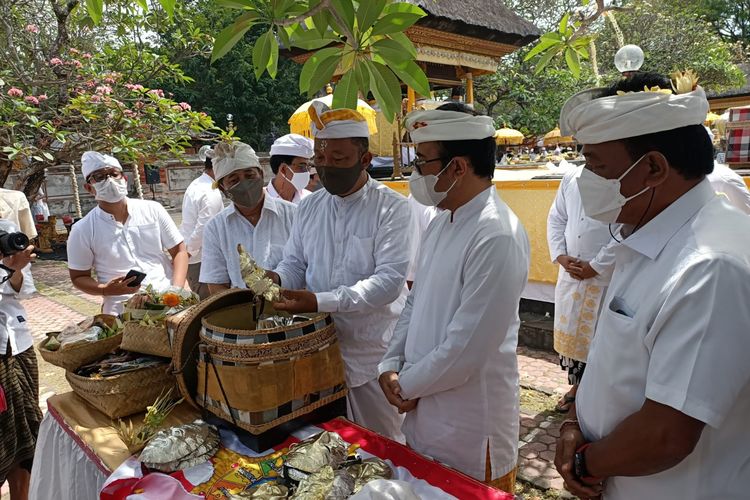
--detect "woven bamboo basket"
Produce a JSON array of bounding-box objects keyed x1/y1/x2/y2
[
  {"x1": 37, "y1": 314, "x2": 122, "y2": 371},
  {"x1": 121, "y1": 322, "x2": 171, "y2": 358},
  {"x1": 197, "y1": 301, "x2": 347, "y2": 435},
  {"x1": 66, "y1": 363, "x2": 177, "y2": 419}
]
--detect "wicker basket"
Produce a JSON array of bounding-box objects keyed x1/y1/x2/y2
[
  {"x1": 66, "y1": 363, "x2": 177, "y2": 419},
  {"x1": 197, "y1": 301, "x2": 347, "y2": 435},
  {"x1": 37, "y1": 314, "x2": 122, "y2": 371},
  {"x1": 121, "y1": 322, "x2": 172, "y2": 358}
]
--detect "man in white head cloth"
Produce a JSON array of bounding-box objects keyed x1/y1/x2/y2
[
  {"x1": 553, "y1": 71, "x2": 750, "y2": 500},
  {"x1": 200, "y1": 142, "x2": 296, "y2": 295},
  {"x1": 267, "y1": 133, "x2": 314, "y2": 204},
  {"x1": 378, "y1": 102, "x2": 530, "y2": 491},
  {"x1": 180, "y1": 145, "x2": 224, "y2": 299},
  {"x1": 67, "y1": 151, "x2": 188, "y2": 315},
  {"x1": 268, "y1": 102, "x2": 414, "y2": 442}
]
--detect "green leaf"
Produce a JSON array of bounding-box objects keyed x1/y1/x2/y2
[
  {"x1": 135, "y1": 0, "x2": 148, "y2": 10},
  {"x1": 356, "y1": 0, "x2": 386, "y2": 33},
  {"x1": 278, "y1": 25, "x2": 292, "y2": 49},
  {"x1": 523, "y1": 38, "x2": 560, "y2": 61},
  {"x1": 353, "y1": 60, "x2": 370, "y2": 91},
  {"x1": 332, "y1": 71, "x2": 358, "y2": 110},
  {"x1": 253, "y1": 30, "x2": 273, "y2": 79},
  {"x1": 387, "y1": 32, "x2": 417, "y2": 57},
  {"x1": 558, "y1": 12, "x2": 570, "y2": 35},
  {"x1": 211, "y1": 11, "x2": 258, "y2": 63},
  {"x1": 371, "y1": 38, "x2": 412, "y2": 63},
  {"x1": 565, "y1": 48, "x2": 581, "y2": 78},
  {"x1": 370, "y1": 12, "x2": 423, "y2": 37},
  {"x1": 289, "y1": 25, "x2": 337, "y2": 50},
  {"x1": 86, "y1": 0, "x2": 103, "y2": 24},
  {"x1": 382, "y1": 2, "x2": 426, "y2": 16},
  {"x1": 158, "y1": 0, "x2": 175, "y2": 18},
  {"x1": 299, "y1": 47, "x2": 341, "y2": 94},
  {"x1": 388, "y1": 59, "x2": 429, "y2": 96},
  {"x1": 364, "y1": 60, "x2": 402, "y2": 120},
  {"x1": 267, "y1": 32, "x2": 280, "y2": 78},
  {"x1": 540, "y1": 32, "x2": 563, "y2": 42},
  {"x1": 216, "y1": 0, "x2": 255, "y2": 8},
  {"x1": 534, "y1": 46, "x2": 561, "y2": 75},
  {"x1": 330, "y1": 0, "x2": 356, "y2": 34},
  {"x1": 310, "y1": 0, "x2": 332, "y2": 37}
]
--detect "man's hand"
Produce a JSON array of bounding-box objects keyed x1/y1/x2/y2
[
  {"x1": 568, "y1": 261, "x2": 598, "y2": 281},
  {"x1": 556, "y1": 255, "x2": 577, "y2": 271},
  {"x1": 266, "y1": 270, "x2": 280, "y2": 285},
  {"x1": 273, "y1": 289, "x2": 318, "y2": 314},
  {"x1": 554, "y1": 426, "x2": 604, "y2": 499},
  {"x1": 2, "y1": 245, "x2": 35, "y2": 271},
  {"x1": 101, "y1": 275, "x2": 138, "y2": 296},
  {"x1": 378, "y1": 371, "x2": 419, "y2": 413}
]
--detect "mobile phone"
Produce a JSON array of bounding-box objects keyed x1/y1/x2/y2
[{"x1": 124, "y1": 269, "x2": 147, "y2": 287}]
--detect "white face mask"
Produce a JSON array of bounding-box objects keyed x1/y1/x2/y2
[
  {"x1": 282, "y1": 166, "x2": 310, "y2": 192},
  {"x1": 409, "y1": 159, "x2": 457, "y2": 207},
  {"x1": 576, "y1": 154, "x2": 650, "y2": 223},
  {"x1": 93, "y1": 177, "x2": 128, "y2": 203}
]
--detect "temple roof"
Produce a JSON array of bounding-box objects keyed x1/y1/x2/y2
[{"x1": 406, "y1": 0, "x2": 541, "y2": 46}]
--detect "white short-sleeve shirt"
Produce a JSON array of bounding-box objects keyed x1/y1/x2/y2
[
  {"x1": 199, "y1": 195, "x2": 296, "y2": 288},
  {"x1": 577, "y1": 180, "x2": 750, "y2": 500},
  {"x1": 67, "y1": 198, "x2": 184, "y2": 315}
]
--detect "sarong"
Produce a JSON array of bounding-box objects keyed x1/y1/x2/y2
[{"x1": 0, "y1": 345, "x2": 42, "y2": 483}]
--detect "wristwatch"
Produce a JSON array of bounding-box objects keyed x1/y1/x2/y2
[{"x1": 574, "y1": 443, "x2": 603, "y2": 485}]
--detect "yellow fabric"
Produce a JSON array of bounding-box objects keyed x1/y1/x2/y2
[
  {"x1": 288, "y1": 95, "x2": 378, "y2": 139},
  {"x1": 381, "y1": 180, "x2": 561, "y2": 285},
  {"x1": 46, "y1": 392, "x2": 200, "y2": 472},
  {"x1": 553, "y1": 278, "x2": 605, "y2": 361},
  {"x1": 371, "y1": 112, "x2": 398, "y2": 157},
  {"x1": 191, "y1": 447, "x2": 287, "y2": 498},
  {"x1": 484, "y1": 445, "x2": 516, "y2": 492}
]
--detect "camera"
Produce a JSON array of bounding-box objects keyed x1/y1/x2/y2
[{"x1": 0, "y1": 230, "x2": 30, "y2": 256}]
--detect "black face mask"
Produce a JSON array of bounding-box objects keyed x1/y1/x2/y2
[
  {"x1": 226, "y1": 177, "x2": 264, "y2": 209},
  {"x1": 317, "y1": 162, "x2": 364, "y2": 196}
]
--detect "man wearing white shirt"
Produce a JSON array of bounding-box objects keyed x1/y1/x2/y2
[
  {"x1": 376, "y1": 103, "x2": 529, "y2": 491},
  {"x1": 266, "y1": 134, "x2": 313, "y2": 204},
  {"x1": 0, "y1": 220, "x2": 41, "y2": 499},
  {"x1": 200, "y1": 142, "x2": 296, "y2": 295},
  {"x1": 547, "y1": 166, "x2": 617, "y2": 413},
  {"x1": 269, "y1": 103, "x2": 413, "y2": 442},
  {"x1": 67, "y1": 151, "x2": 187, "y2": 315},
  {"x1": 706, "y1": 161, "x2": 750, "y2": 214},
  {"x1": 180, "y1": 146, "x2": 224, "y2": 299},
  {"x1": 554, "y1": 72, "x2": 750, "y2": 500}
]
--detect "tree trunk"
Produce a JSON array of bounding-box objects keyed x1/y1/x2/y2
[
  {"x1": 20, "y1": 164, "x2": 46, "y2": 199},
  {"x1": 0, "y1": 161, "x2": 13, "y2": 187}
]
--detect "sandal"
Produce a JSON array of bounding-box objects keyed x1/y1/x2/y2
[{"x1": 555, "y1": 395, "x2": 576, "y2": 413}]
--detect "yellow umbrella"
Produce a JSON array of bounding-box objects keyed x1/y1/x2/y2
[
  {"x1": 705, "y1": 112, "x2": 721, "y2": 126},
  {"x1": 543, "y1": 126, "x2": 575, "y2": 146},
  {"x1": 288, "y1": 94, "x2": 378, "y2": 138},
  {"x1": 494, "y1": 127, "x2": 525, "y2": 146}
]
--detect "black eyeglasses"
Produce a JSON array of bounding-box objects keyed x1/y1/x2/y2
[
  {"x1": 87, "y1": 169, "x2": 123, "y2": 183},
  {"x1": 413, "y1": 157, "x2": 449, "y2": 175}
]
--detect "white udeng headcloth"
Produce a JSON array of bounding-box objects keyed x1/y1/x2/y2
[
  {"x1": 560, "y1": 86, "x2": 709, "y2": 144},
  {"x1": 212, "y1": 141, "x2": 261, "y2": 186},
  {"x1": 405, "y1": 110, "x2": 496, "y2": 143}
]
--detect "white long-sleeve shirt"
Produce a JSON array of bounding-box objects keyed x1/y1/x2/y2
[
  {"x1": 0, "y1": 220, "x2": 36, "y2": 356},
  {"x1": 274, "y1": 177, "x2": 413, "y2": 388},
  {"x1": 547, "y1": 166, "x2": 618, "y2": 281},
  {"x1": 707, "y1": 162, "x2": 750, "y2": 215},
  {"x1": 379, "y1": 187, "x2": 530, "y2": 481},
  {"x1": 180, "y1": 172, "x2": 224, "y2": 264}
]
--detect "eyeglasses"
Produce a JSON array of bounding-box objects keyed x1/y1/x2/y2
[
  {"x1": 413, "y1": 157, "x2": 449, "y2": 175},
  {"x1": 87, "y1": 169, "x2": 123, "y2": 183}
]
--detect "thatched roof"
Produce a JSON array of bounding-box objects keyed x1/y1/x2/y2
[{"x1": 406, "y1": 0, "x2": 540, "y2": 46}]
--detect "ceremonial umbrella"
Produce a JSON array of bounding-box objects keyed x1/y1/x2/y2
[
  {"x1": 288, "y1": 94, "x2": 378, "y2": 138},
  {"x1": 494, "y1": 127, "x2": 525, "y2": 146},
  {"x1": 543, "y1": 126, "x2": 575, "y2": 146}
]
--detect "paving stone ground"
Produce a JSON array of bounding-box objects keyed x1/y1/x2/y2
[{"x1": 2, "y1": 257, "x2": 574, "y2": 499}]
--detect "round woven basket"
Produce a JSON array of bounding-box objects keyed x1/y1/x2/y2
[
  {"x1": 37, "y1": 314, "x2": 122, "y2": 371},
  {"x1": 121, "y1": 321, "x2": 172, "y2": 358},
  {"x1": 66, "y1": 363, "x2": 177, "y2": 419},
  {"x1": 197, "y1": 301, "x2": 347, "y2": 435}
]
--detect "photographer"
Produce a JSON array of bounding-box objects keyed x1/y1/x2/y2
[{"x1": 0, "y1": 220, "x2": 41, "y2": 500}]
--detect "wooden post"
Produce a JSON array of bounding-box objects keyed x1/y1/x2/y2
[
  {"x1": 466, "y1": 72, "x2": 474, "y2": 105},
  {"x1": 407, "y1": 86, "x2": 416, "y2": 112}
]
